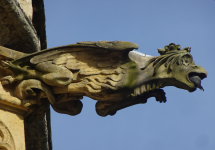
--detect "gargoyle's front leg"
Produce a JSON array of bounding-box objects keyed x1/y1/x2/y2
[
  {"x1": 96, "y1": 89, "x2": 166, "y2": 117},
  {"x1": 35, "y1": 61, "x2": 73, "y2": 87},
  {"x1": 0, "y1": 60, "x2": 74, "y2": 87}
]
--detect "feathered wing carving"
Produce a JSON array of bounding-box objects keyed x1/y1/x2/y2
[
  {"x1": 1, "y1": 41, "x2": 139, "y2": 115},
  {"x1": 9, "y1": 41, "x2": 138, "y2": 86}
]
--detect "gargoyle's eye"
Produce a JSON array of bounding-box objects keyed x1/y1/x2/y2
[{"x1": 181, "y1": 55, "x2": 193, "y2": 66}]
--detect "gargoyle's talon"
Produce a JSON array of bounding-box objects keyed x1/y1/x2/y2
[
  {"x1": 156, "y1": 98, "x2": 166, "y2": 103},
  {"x1": 200, "y1": 86, "x2": 204, "y2": 91}
]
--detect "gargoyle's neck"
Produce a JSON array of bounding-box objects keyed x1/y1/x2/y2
[
  {"x1": 127, "y1": 51, "x2": 173, "y2": 94},
  {"x1": 133, "y1": 79, "x2": 165, "y2": 96},
  {"x1": 133, "y1": 62, "x2": 172, "y2": 96}
]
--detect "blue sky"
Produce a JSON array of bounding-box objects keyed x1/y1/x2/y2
[{"x1": 44, "y1": 0, "x2": 215, "y2": 150}]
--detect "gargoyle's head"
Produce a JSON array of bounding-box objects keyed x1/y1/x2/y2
[{"x1": 147, "y1": 43, "x2": 207, "y2": 92}]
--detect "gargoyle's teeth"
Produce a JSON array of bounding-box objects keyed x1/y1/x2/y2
[
  {"x1": 134, "y1": 82, "x2": 161, "y2": 96},
  {"x1": 145, "y1": 84, "x2": 149, "y2": 91},
  {"x1": 157, "y1": 83, "x2": 162, "y2": 89},
  {"x1": 151, "y1": 83, "x2": 156, "y2": 91},
  {"x1": 134, "y1": 87, "x2": 141, "y2": 96},
  {"x1": 140, "y1": 85, "x2": 146, "y2": 93}
]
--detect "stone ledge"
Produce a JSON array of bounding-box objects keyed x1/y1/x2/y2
[{"x1": 0, "y1": 95, "x2": 28, "y2": 116}]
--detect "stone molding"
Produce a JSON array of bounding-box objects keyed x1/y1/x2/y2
[{"x1": 0, "y1": 121, "x2": 16, "y2": 150}]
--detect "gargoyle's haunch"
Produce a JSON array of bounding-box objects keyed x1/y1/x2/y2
[{"x1": 0, "y1": 41, "x2": 207, "y2": 116}]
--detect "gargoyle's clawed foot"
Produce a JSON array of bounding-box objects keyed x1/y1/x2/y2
[
  {"x1": 134, "y1": 89, "x2": 166, "y2": 104},
  {"x1": 0, "y1": 76, "x2": 15, "y2": 85},
  {"x1": 153, "y1": 89, "x2": 166, "y2": 103},
  {"x1": 96, "y1": 89, "x2": 167, "y2": 117}
]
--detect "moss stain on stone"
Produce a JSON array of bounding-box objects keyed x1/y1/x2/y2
[{"x1": 125, "y1": 60, "x2": 138, "y2": 89}]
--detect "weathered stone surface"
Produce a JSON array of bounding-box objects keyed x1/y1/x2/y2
[
  {"x1": 0, "y1": 109, "x2": 26, "y2": 150},
  {"x1": 0, "y1": 0, "x2": 40, "y2": 53},
  {"x1": 0, "y1": 0, "x2": 50, "y2": 150},
  {"x1": 17, "y1": 0, "x2": 33, "y2": 20},
  {"x1": 0, "y1": 42, "x2": 207, "y2": 117},
  {"x1": 0, "y1": 61, "x2": 29, "y2": 150}
]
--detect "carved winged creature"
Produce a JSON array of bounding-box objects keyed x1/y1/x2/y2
[{"x1": 0, "y1": 41, "x2": 207, "y2": 116}]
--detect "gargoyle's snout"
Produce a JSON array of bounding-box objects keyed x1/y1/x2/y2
[{"x1": 189, "y1": 71, "x2": 207, "y2": 91}]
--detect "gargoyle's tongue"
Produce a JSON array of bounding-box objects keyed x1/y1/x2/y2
[{"x1": 189, "y1": 75, "x2": 204, "y2": 91}]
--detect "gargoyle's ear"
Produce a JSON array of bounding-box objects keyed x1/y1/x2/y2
[
  {"x1": 157, "y1": 48, "x2": 165, "y2": 55},
  {"x1": 184, "y1": 47, "x2": 191, "y2": 53}
]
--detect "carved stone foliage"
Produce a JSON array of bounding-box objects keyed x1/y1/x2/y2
[
  {"x1": 0, "y1": 41, "x2": 207, "y2": 117},
  {"x1": 0, "y1": 121, "x2": 15, "y2": 150}
]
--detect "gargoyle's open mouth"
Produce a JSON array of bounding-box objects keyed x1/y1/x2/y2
[{"x1": 188, "y1": 72, "x2": 207, "y2": 91}]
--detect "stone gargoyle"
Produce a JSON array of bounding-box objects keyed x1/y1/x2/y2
[{"x1": 0, "y1": 41, "x2": 207, "y2": 116}]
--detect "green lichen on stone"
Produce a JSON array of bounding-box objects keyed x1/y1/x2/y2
[{"x1": 124, "y1": 60, "x2": 138, "y2": 89}]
